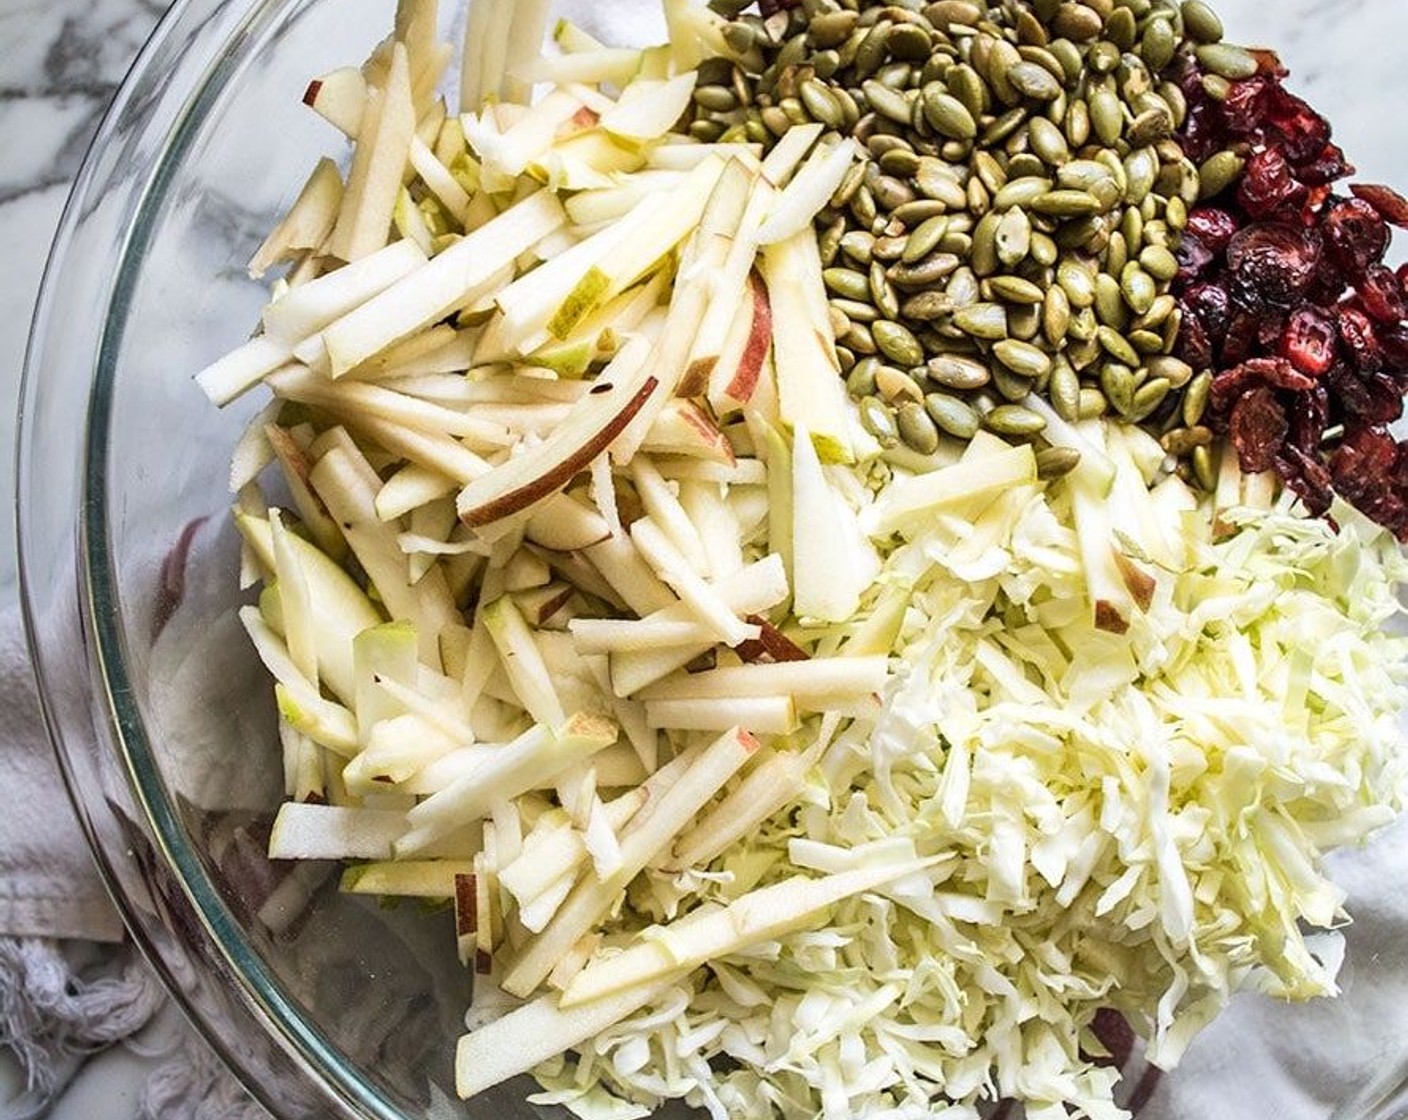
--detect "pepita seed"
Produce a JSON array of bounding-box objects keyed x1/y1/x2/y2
[
  {"x1": 889, "y1": 22, "x2": 934, "y2": 61},
  {"x1": 1090, "y1": 86, "x2": 1124, "y2": 145},
  {"x1": 846, "y1": 358, "x2": 879, "y2": 396},
  {"x1": 1100, "y1": 361, "x2": 1137, "y2": 414},
  {"x1": 1196, "y1": 42, "x2": 1259, "y2": 80},
  {"x1": 925, "y1": 354, "x2": 991, "y2": 390},
  {"x1": 1181, "y1": 0, "x2": 1225, "y2": 44},
  {"x1": 831, "y1": 297, "x2": 879, "y2": 323},
  {"x1": 892, "y1": 199, "x2": 950, "y2": 226},
  {"x1": 994, "y1": 338, "x2": 1053, "y2": 379},
  {"x1": 840, "y1": 229, "x2": 876, "y2": 265},
  {"x1": 1193, "y1": 444, "x2": 1216, "y2": 490},
  {"x1": 993, "y1": 206, "x2": 1033, "y2": 267},
  {"x1": 1141, "y1": 15, "x2": 1177, "y2": 70},
  {"x1": 1198, "y1": 150, "x2": 1246, "y2": 200},
  {"x1": 916, "y1": 159, "x2": 968, "y2": 207},
  {"x1": 1030, "y1": 231, "x2": 1059, "y2": 267},
  {"x1": 860, "y1": 396, "x2": 899, "y2": 445},
  {"x1": 1094, "y1": 273, "x2": 1129, "y2": 328},
  {"x1": 855, "y1": 20, "x2": 896, "y2": 78},
  {"x1": 879, "y1": 147, "x2": 921, "y2": 178},
  {"x1": 923, "y1": 89, "x2": 979, "y2": 139},
  {"x1": 1050, "y1": 360, "x2": 1082, "y2": 419},
  {"x1": 992, "y1": 362, "x2": 1034, "y2": 401},
  {"x1": 1044, "y1": 284, "x2": 1072, "y2": 346},
  {"x1": 1097, "y1": 324, "x2": 1140, "y2": 366},
  {"x1": 824, "y1": 268, "x2": 872, "y2": 301},
  {"x1": 1105, "y1": 6, "x2": 1137, "y2": 50},
  {"x1": 800, "y1": 79, "x2": 845, "y2": 127},
  {"x1": 903, "y1": 216, "x2": 949, "y2": 263},
  {"x1": 1121, "y1": 264, "x2": 1158, "y2": 315},
  {"x1": 984, "y1": 403, "x2": 1047, "y2": 435},
  {"x1": 873, "y1": 320, "x2": 926, "y2": 366},
  {"x1": 989, "y1": 274, "x2": 1047, "y2": 304},
  {"x1": 1036, "y1": 445, "x2": 1082, "y2": 480},
  {"x1": 1128, "y1": 329, "x2": 1165, "y2": 355},
  {"x1": 864, "y1": 79, "x2": 915, "y2": 125},
  {"x1": 1052, "y1": 2, "x2": 1103, "y2": 42},
  {"x1": 1161, "y1": 425, "x2": 1213, "y2": 456},
  {"x1": 1105, "y1": 231, "x2": 1129, "y2": 280},
  {"x1": 1028, "y1": 116, "x2": 1071, "y2": 165},
  {"x1": 1182, "y1": 369, "x2": 1212, "y2": 427},
  {"x1": 807, "y1": 9, "x2": 859, "y2": 48},
  {"x1": 1130, "y1": 376, "x2": 1172, "y2": 421},
  {"x1": 953, "y1": 302, "x2": 1010, "y2": 339},
  {"x1": 1057, "y1": 260, "x2": 1096, "y2": 307},
  {"x1": 896, "y1": 400, "x2": 941, "y2": 452},
  {"x1": 889, "y1": 253, "x2": 963, "y2": 287},
  {"x1": 1031, "y1": 189, "x2": 1102, "y2": 217},
  {"x1": 1139, "y1": 244, "x2": 1180, "y2": 281},
  {"x1": 902, "y1": 291, "x2": 955, "y2": 320},
  {"x1": 971, "y1": 210, "x2": 1002, "y2": 276},
  {"x1": 992, "y1": 176, "x2": 1055, "y2": 210},
  {"x1": 925, "y1": 392, "x2": 982, "y2": 439},
  {"x1": 1079, "y1": 386, "x2": 1109, "y2": 418},
  {"x1": 875, "y1": 365, "x2": 925, "y2": 403},
  {"x1": 1008, "y1": 60, "x2": 1064, "y2": 101}
]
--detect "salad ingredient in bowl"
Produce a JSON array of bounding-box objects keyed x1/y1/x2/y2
[{"x1": 193, "y1": 0, "x2": 1408, "y2": 1116}]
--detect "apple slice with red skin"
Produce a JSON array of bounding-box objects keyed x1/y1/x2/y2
[
  {"x1": 639, "y1": 398, "x2": 735, "y2": 465},
  {"x1": 303, "y1": 67, "x2": 367, "y2": 137},
  {"x1": 708, "y1": 270, "x2": 772, "y2": 412}
]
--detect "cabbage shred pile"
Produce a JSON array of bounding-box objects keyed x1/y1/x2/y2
[{"x1": 529, "y1": 491, "x2": 1408, "y2": 1120}]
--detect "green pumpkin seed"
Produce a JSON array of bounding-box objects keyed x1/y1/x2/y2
[
  {"x1": 984, "y1": 403, "x2": 1047, "y2": 435},
  {"x1": 923, "y1": 88, "x2": 979, "y2": 139},
  {"x1": 1099, "y1": 361, "x2": 1137, "y2": 414},
  {"x1": 971, "y1": 210, "x2": 1002, "y2": 276},
  {"x1": 1127, "y1": 106, "x2": 1173, "y2": 147},
  {"x1": 1009, "y1": 60, "x2": 1064, "y2": 101},
  {"x1": 844, "y1": 321, "x2": 877, "y2": 354},
  {"x1": 824, "y1": 268, "x2": 872, "y2": 301},
  {"x1": 973, "y1": 150, "x2": 1008, "y2": 195},
  {"x1": 1027, "y1": 116, "x2": 1071, "y2": 165},
  {"x1": 926, "y1": 392, "x2": 982, "y2": 439},
  {"x1": 903, "y1": 216, "x2": 949, "y2": 263},
  {"x1": 875, "y1": 365, "x2": 925, "y2": 403},
  {"x1": 1048, "y1": 37, "x2": 1084, "y2": 81},
  {"x1": 1052, "y1": 2, "x2": 1103, "y2": 42},
  {"x1": 1057, "y1": 260, "x2": 1096, "y2": 307},
  {"x1": 1182, "y1": 369, "x2": 1212, "y2": 427},
  {"x1": 992, "y1": 176, "x2": 1055, "y2": 210},
  {"x1": 873, "y1": 235, "x2": 908, "y2": 263},
  {"x1": 946, "y1": 267, "x2": 982, "y2": 308},
  {"x1": 990, "y1": 275, "x2": 1047, "y2": 305},
  {"x1": 903, "y1": 291, "x2": 955, "y2": 321},
  {"x1": 925, "y1": 354, "x2": 991, "y2": 390},
  {"x1": 1036, "y1": 445, "x2": 1082, "y2": 480},
  {"x1": 800, "y1": 79, "x2": 845, "y2": 127},
  {"x1": 1192, "y1": 444, "x2": 1216, "y2": 490},
  {"x1": 846, "y1": 358, "x2": 880, "y2": 397},
  {"x1": 1030, "y1": 231, "x2": 1059, "y2": 267},
  {"x1": 916, "y1": 159, "x2": 968, "y2": 207},
  {"x1": 1129, "y1": 376, "x2": 1171, "y2": 421},
  {"x1": 1043, "y1": 284, "x2": 1072, "y2": 346},
  {"x1": 896, "y1": 401, "x2": 941, "y2": 453},
  {"x1": 1105, "y1": 5, "x2": 1137, "y2": 49},
  {"x1": 879, "y1": 147, "x2": 922, "y2": 178},
  {"x1": 893, "y1": 199, "x2": 950, "y2": 226},
  {"x1": 1139, "y1": 244, "x2": 1180, "y2": 282},
  {"x1": 860, "y1": 396, "x2": 899, "y2": 445},
  {"x1": 693, "y1": 85, "x2": 739, "y2": 114},
  {"x1": 1049, "y1": 359, "x2": 1082, "y2": 419},
  {"x1": 1096, "y1": 325, "x2": 1140, "y2": 366},
  {"x1": 870, "y1": 263, "x2": 901, "y2": 320},
  {"x1": 1090, "y1": 86, "x2": 1124, "y2": 145},
  {"x1": 946, "y1": 63, "x2": 991, "y2": 119},
  {"x1": 889, "y1": 253, "x2": 963, "y2": 287},
  {"x1": 840, "y1": 230, "x2": 876, "y2": 265},
  {"x1": 1198, "y1": 150, "x2": 1246, "y2": 200},
  {"x1": 855, "y1": 20, "x2": 896, "y2": 78},
  {"x1": 1161, "y1": 425, "x2": 1213, "y2": 456},
  {"x1": 1128, "y1": 329, "x2": 1165, "y2": 355},
  {"x1": 1141, "y1": 15, "x2": 1177, "y2": 70},
  {"x1": 1181, "y1": 0, "x2": 1224, "y2": 44},
  {"x1": 889, "y1": 22, "x2": 934, "y2": 61},
  {"x1": 1094, "y1": 274, "x2": 1129, "y2": 328},
  {"x1": 1104, "y1": 231, "x2": 1129, "y2": 280},
  {"x1": 994, "y1": 338, "x2": 1053, "y2": 379},
  {"x1": 864, "y1": 79, "x2": 915, "y2": 125},
  {"x1": 1121, "y1": 264, "x2": 1158, "y2": 315},
  {"x1": 807, "y1": 9, "x2": 859, "y2": 48},
  {"x1": 1079, "y1": 386, "x2": 1109, "y2": 418},
  {"x1": 953, "y1": 302, "x2": 1010, "y2": 339},
  {"x1": 994, "y1": 206, "x2": 1033, "y2": 266},
  {"x1": 991, "y1": 362, "x2": 1033, "y2": 401},
  {"x1": 873, "y1": 320, "x2": 925, "y2": 366},
  {"x1": 1196, "y1": 42, "x2": 1259, "y2": 80},
  {"x1": 831, "y1": 297, "x2": 878, "y2": 323}
]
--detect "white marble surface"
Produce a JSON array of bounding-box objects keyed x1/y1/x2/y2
[{"x1": 3, "y1": 0, "x2": 1408, "y2": 1116}]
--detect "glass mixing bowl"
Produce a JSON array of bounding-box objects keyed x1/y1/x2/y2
[{"x1": 15, "y1": 0, "x2": 1408, "y2": 1117}]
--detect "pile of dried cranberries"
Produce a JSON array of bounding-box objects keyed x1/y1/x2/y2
[{"x1": 1172, "y1": 51, "x2": 1408, "y2": 538}]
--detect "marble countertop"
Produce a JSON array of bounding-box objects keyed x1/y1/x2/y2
[{"x1": 3, "y1": 0, "x2": 1408, "y2": 1116}]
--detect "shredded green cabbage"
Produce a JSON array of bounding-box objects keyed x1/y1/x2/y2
[{"x1": 530, "y1": 474, "x2": 1408, "y2": 1120}]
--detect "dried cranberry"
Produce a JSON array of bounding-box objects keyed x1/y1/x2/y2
[
  {"x1": 1358, "y1": 264, "x2": 1408, "y2": 324},
  {"x1": 1176, "y1": 310, "x2": 1214, "y2": 370},
  {"x1": 1238, "y1": 149, "x2": 1308, "y2": 219},
  {"x1": 1280, "y1": 306, "x2": 1338, "y2": 376},
  {"x1": 1221, "y1": 78, "x2": 1269, "y2": 135},
  {"x1": 1226, "y1": 222, "x2": 1323, "y2": 307},
  {"x1": 1379, "y1": 325, "x2": 1408, "y2": 368},
  {"x1": 1184, "y1": 207, "x2": 1242, "y2": 256},
  {"x1": 1350, "y1": 183, "x2": 1408, "y2": 227},
  {"x1": 1326, "y1": 363, "x2": 1402, "y2": 424},
  {"x1": 1322, "y1": 197, "x2": 1391, "y2": 276},
  {"x1": 1265, "y1": 88, "x2": 1332, "y2": 164},
  {"x1": 1174, "y1": 233, "x2": 1216, "y2": 282},
  {"x1": 1296, "y1": 144, "x2": 1354, "y2": 188},
  {"x1": 1287, "y1": 384, "x2": 1330, "y2": 449},
  {"x1": 1231, "y1": 386, "x2": 1289, "y2": 473},
  {"x1": 1278, "y1": 443, "x2": 1335, "y2": 516},
  {"x1": 1181, "y1": 282, "x2": 1232, "y2": 336},
  {"x1": 1221, "y1": 304, "x2": 1263, "y2": 366},
  {"x1": 1211, "y1": 357, "x2": 1315, "y2": 411},
  {"x1": 1338, "y1": 305, "x2": 1384, "y2": 372}
]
